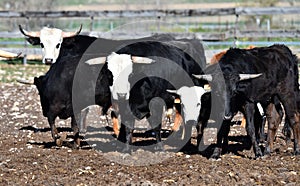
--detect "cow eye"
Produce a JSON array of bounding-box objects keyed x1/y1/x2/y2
[
  {"x1": 40, "y1": 43, "x2": 44, "y2": 48},
  {"x1": 197, "y1": 103, "x2": 201, "y2": 107},
  {"x1": 56, "y1": 43, "x2": 61, "y2": 49}
]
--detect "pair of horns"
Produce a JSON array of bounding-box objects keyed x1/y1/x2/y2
[
  {"x1": 0, "y1": 50, "x2": 22, "y2": 59},
  {"x1": 85, "y1": 52, "x2": 155, "y2": 65},
  {"x1": 19, "y1": 24, "x2": 82, "y2": 38},
  {"x1": 193, "y1": 73, "x2": 262, "y2": 82}
]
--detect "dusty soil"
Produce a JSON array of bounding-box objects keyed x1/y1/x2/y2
[{"x1": 0, "y1": 82, "x2": 300, "y2": 185}]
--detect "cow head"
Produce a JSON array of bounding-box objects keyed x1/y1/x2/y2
[
  {"x1": 167, "y1": 86, "x2": 206, "y2": 126},
  {"x1": 19, "y1": 25, "x2": 82, "y2": 64},
  {"x1": 194, "y1": 73, "x2": 262, "y2": 121},
  {"x1": 85, "y1": 52, "x2": 154, "y2": 100}
]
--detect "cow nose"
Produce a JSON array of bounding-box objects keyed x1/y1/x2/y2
[
  {"x1": 223, "y1": 115, "x2": 232, "y2": 121},
  {"x1": 186, "y1": 120, "x2": 197, "y2": 126},
  {"x1": 117, "y1": 93, "x2": 127, "y2": 100},
  {"x1": 45, "y1": 58, "x2": 53, "y2": 65}
]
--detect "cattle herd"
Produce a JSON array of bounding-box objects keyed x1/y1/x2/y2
[{"x1": 8, "y1": 24, "x2": 298, "y2": 159}]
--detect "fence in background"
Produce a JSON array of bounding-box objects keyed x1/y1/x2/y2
[{"x1": 1, "y1": 7, "x2": 300, "y2": 63}]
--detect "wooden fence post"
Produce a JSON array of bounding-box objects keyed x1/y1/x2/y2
[
  {"x1": 233, "y1": 13, "x2": 239, "y2": 47},
  {"x1": 90, "y1": 16, "x2": 94, "y2": 32}
]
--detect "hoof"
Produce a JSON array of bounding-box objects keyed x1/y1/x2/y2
[
  {"x1": 55, "y1": 133, "x2": 67, "y2": 147},
  {"x1": 263, "y1": 146, "x2": 271, "y2": 156},
  {"x1": 255, "y1": 149, "x2": 263, "y2": 158},
  {"x1": 210, "y1": 148, "x2": 222, "y2": 159},
  {"x1": 55, "y1": 138, "x2": 63, "y2": 147},
  {"x1": 71, "y1": 142, "x2": 80, "y2": 149},
  {"x1": 121, "y1": 145, "x2": 131, "y2": 154},
  {"x1": 154, "y1": 143, "x2": 164, "y2": 151},
  {"x1": 294, "y1": 150, "x2": 300, "y2": 155}
]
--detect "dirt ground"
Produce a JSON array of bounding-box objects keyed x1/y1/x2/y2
[{"x1": 0, "y1": 82, "x2": 300, "y2": 185}]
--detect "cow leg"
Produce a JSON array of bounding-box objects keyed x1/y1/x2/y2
[
  {"x1": 111, "y1": 111, "x2": 120, "y2": 137},
  {"x1": 196, "y1": 119, "x2": 208, "y2": 151},
  {"x1": 148, "y1": 98, "x2": 165, "y2": 151},
  {"x1": 172, "y1": 103, "x2": 182, "y2": 132},
  {"x1": 119, "y1": 105, "x2": 135, "y2": 153},
  {"x1": 287, "y1": 112, "x2": 300, "y2": 155},
  {"x1": 116, "y1": 121, "x2": 134, "y2": 153},
  {"x1": 71, "y1": 114, "x2": 81, "y2": 149},
  {"x1": 47, "y1": 115, "x2": 63, "y2": 146},
  {"x1": 279, "y1": 95, "x2": 300, "y2": 155},
  {"x1": 258, "y1": 115, "x2": 266, "y2": 143},
  {"x1": 122, "y1": 120, "x2": 134, "y2": 153},
  {"x1": 264, "y1": 103, "x2": 282, "y2": 155},
  {"x1": 255, "y1": 103, "x2": 266, "y2": 143},
  {"x1": 221, "y1": 120, "x2": 231, "y2": 154},
  {"x1": 210, "y1": 120, "x2": 230, "y2": 159},
  {"x1": 282, "y1": 119, "x2": 292, "y2": 145},
  {"x1": 245, "y1": 103, "x2": 263, "y2": 158},
  {"x1": 79, "y1": 107, "x2": 89, "y2": 133}
]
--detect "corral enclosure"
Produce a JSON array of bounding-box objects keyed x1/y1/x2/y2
[
  {"x1": 1, "y1": 0, "x2": 300, "y2": 61},
  {"x1": 1, "y1": 0, "x2": 300, "y2": 185}
]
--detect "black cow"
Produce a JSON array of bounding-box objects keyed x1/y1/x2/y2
[
  {"x1": 33, "y1": 36, "x2": 113, "y2": 147},
  {"x1": 195, "y1": 44, "x2": 300, "y2": 158}
]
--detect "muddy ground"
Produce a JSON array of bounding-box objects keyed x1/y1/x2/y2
[{"x1": 0, "y1": 83, "x2": 299, "y2": 185}]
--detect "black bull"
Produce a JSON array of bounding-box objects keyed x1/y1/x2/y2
[
  {"x1": 34, "y1": 34, "x2": 206, "y2": 148},
  {"x1": 198, "y1": 44, "x2": 300, "y2": 158}
]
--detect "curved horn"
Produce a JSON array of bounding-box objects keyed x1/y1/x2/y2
[
  {"x1": 131, "y1": 56, "x2": 154, "y2": 64},
  {"x1": 62, "y1": 24, "x2": 82, "y2": 38},
  {"x1": 19, "y1": 25, "x2": 40, "y2": 38},
  {"x1": 193, "y1": 74, "x2": 213, "y2": 82},
  {"x1": 85, "y1": 57, "x2": 107, "y2": 65},
  {"x1": 239, "y1": 73, "x2": 262, "y2": 81},
  {"x1": 0, "y1": 50, "x2": 22, "y2": 59},
  {"x1": 16, "y1": 78, "x2": 34, "y2": 85},
  {"x1": 166, "y1": 89, "x2": 178, "y2": 94}
]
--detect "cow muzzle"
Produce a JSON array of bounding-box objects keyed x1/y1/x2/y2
[
  {"x1": 186, "y1": 120, "x2": 197, "y2": 126},
  {"x1": 223, "y1": 115, "x2": 233, "y2": 121},
  {"x1": 117, "y1": 93, "x2": 128, "y2": 100},
  {"x1": 44, "y1": 58, "x2": 54, "y2": 65}
]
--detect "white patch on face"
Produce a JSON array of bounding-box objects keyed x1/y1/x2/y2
[
  {"x1": 40, "y1": 27, "x2": 63, "y2": 64},
  {"x1": 106, "y1": 52, "x2": 133, "y2": 100},
  {"x1": 176, "y1": 86, "x2": 206, "y2": 124}
]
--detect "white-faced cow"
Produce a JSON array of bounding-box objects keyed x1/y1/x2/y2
[{"x1": 194, "y1": 44, "x2": 300, "y2": 159}]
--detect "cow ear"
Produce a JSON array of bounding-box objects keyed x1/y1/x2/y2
[
  {"x1": 26, "y1": 37, "x2": 40, "y2": 45},
  {"x1": 131, "y1": 56, "x2": 154, "y2": 64}
]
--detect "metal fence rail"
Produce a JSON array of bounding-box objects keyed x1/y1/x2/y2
[{"x1": 0, "y1": 7, "x2": 299, "y2": 18}]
